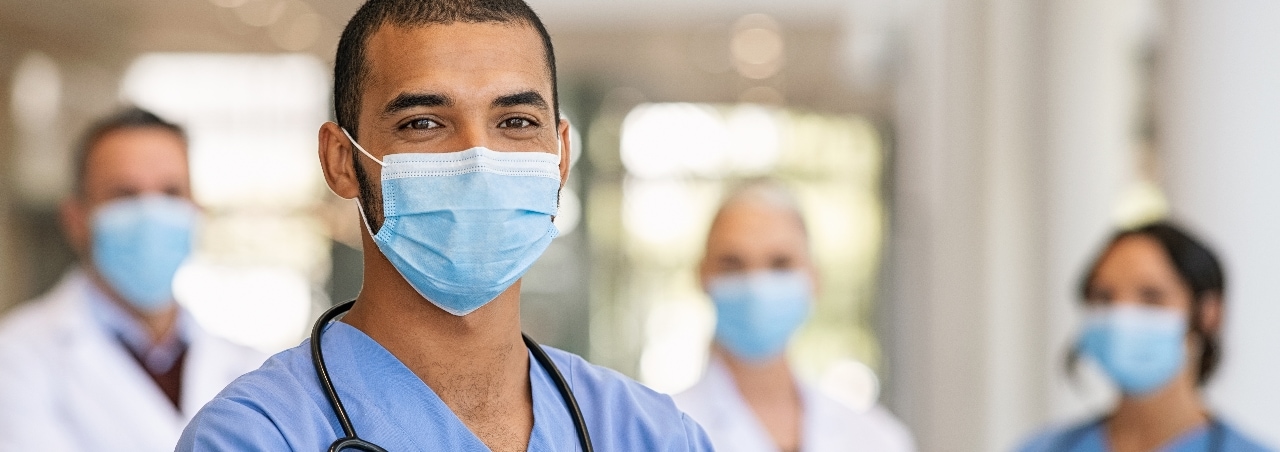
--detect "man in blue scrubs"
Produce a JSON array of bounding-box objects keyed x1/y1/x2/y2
[{"x1": 177, "y1": 1, "x2": 712, "y2": 451}]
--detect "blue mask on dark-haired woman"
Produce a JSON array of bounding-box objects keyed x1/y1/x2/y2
[{"x1": 1078, "y1": 304, "x2": 1187, "y2": 395}]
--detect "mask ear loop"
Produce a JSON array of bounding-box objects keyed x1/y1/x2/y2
[
  {"x1": 341, "y1": 127, "x2": 385, "y2": 167},
  {"x1": 341, "y1": 127, "x2": 384, "y2": 237},
  {"x1": 551, "y1": 119, "x2": 569, "y2": 223}
]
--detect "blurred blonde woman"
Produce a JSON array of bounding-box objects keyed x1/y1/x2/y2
[
  {"x1": 1018, "y1": 222, "x2": 1272, "y2": 452},
  {"x1": 675, "y1": 181, "x2": 914, "y2": 452}
]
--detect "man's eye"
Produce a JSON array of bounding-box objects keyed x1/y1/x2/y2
[
  {"x1": 405, "y1": 118, "x2": 440, "y2": 130},
  {"x1": 499, "y1": 117, "x2": 535, "y2": 129}
]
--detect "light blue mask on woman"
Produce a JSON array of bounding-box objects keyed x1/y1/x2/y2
[
  {"x1": 344, "y1": 129, "x2": 561, "y2": 316},
  {"x1": 91, "y1": 195, "x2": 197, "y2": 313},
  {"x1": 1078, "y1": 304, "x2": 1187, "y2": 395},
  {"x1": 709, "y1": 269, "x2": 812, "y2": 362}
]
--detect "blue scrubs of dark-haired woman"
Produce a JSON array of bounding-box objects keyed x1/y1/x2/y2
[{"x1": 1018, "y1": 222, "x2": 1273, "y2": 452}]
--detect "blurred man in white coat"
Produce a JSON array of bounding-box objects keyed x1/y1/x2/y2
[
  {"x1": 675, "y1": 181, "x2": 915, "y2": 452},
  {"x1": 0, "y1": 108, "x2": 264, "y2": 451}
]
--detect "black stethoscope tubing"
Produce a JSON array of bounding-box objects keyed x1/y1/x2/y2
[
  {"x1": 310, "y1": 300, "x2": 594, "y2": 452},
  {"x1": 1055, "y1": 415, "x2": 1225, "y2": 452}
]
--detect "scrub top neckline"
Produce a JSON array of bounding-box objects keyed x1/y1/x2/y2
[{"x1": 323, "y1": 321, "x2": 575, "y2": 451}]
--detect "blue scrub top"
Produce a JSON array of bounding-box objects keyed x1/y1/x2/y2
[
  {"x1": 177, "y1": 322, "x2": 712, "y2": 451},
  {"x1": 1017, "y1": 419, "x2": 1274, "y2": 452}
]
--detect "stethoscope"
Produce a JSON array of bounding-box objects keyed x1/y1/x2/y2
[
  {"x1": 310, "y1": 300, "x2": 594, "y2": 452},
  {"x1": 1054, "y1": 415, "x2": 1225, "y2": 452}
]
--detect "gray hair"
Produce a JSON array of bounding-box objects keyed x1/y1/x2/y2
[{"x1": 711, "y1": 178, "x2": 809, "y2": 239}]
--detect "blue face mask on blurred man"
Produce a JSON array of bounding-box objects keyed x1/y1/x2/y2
[
  {"x1": 709, "y1": 269, "x2": 812, "y2": 362},
  {"x1": 91, "y1": 195, "x2": 198, "y2": 313},
  {"x1": 343, "y1": 129, "x2": 561, "y2": 316}
]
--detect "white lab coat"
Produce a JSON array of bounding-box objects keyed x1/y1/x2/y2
[
  {"x1": 675, "y1": 359, "x2": 916, "y2": 452},
  {"x1": 0, "y1": 270, "x2": 266, "y2": 452}
]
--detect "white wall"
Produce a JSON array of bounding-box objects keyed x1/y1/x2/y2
[
  {"x1": 888, "y1": 0, "x2": 1280, "y2": 450},
  {"x1": 887, "y1": 0, "x2": 1056, "y2": 449},
  {"x1": 1158, "y1": 0, "x2": 1280, "y2": 445},
  {"x1": 885, "y1": 0, "x2": 1147, "y2": 450}
]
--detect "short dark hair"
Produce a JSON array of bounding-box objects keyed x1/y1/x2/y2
[
  {"x1": 333, "y1": 0, "x2": 559, "y2": 141},
  {"x1": 73, "y1": 107, "x2": 187, "y2": 196},
  {"x1": 1076, "y1": 221, "x2": 1227, "y2": 385}
]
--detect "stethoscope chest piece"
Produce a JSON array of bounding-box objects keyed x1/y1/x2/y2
[{"x1": 328, "y1": 437, "x2": 388, "y2": 452}]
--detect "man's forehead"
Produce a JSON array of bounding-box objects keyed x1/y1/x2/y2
[
  {"x1": 362, "y1": 21, "x2": 549, "y2": 89},
  {"x1": 89, "y1": 128, "x2": 187, "y2": 160},
  {"x1": 82, "y1": 128, "x2": 188, "y2": 183}
]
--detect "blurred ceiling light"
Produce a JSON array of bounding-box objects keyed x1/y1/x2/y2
[
  {"x1": 209, "y1": 0, "x2": 250, "y2": 8},
  {"x1": 10, "y1": 52, "x2": 61, "y2": 133},
  {"x1": 121, "y1": 53, "x2": 329, "y2": 208},
  {"x1": 732, "y1": 27, "x2": 783, "y2": 66},
  {"x1": 123, "y1": 53, "x2": 326, "y2": 114},
  {"x1": 621, "y1": 102, "x2": 786, "y2": 179},
  {"x1": 724, "y1": 105, "x2": 782, "y2": 174},
  {"x1": 732, "y1": 14, "x2": 784, "y2": 80},
  {"x1": 738, "y1": 85, "x2": 785, "y2": 106},
  {"x1": 235, "y1": 0, "x2": 288, "y2": 27},
  {"x1": 620, "y1": 103, "x2": 728, "y2": 178},
  {"x1": 622, "y1": 179, "x2": 701, "y2": 248},
  {"x1": 269, "y1": 8, "x2": 324, "y2": 51}
]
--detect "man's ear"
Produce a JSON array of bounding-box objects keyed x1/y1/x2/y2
[
  {"x1": 60, "y1": 197, "x2": 90, "y2": 257},
  {"x1": 1199, "y1": 292, "x2": 1224, "y2": 335},
  {"x1": 319, "y1": 122, "x2": 362, "y2": 200},
  {"x1": 557, "y1": 118, "x2": 572, "y2": 187}
]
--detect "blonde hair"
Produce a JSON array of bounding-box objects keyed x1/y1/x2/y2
[{"x1": 710, "y1": 178, "x2": 808, "y2": 239}]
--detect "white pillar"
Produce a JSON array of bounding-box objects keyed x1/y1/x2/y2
[
  {"x1": 981, "y1": 0, "x2": 1050, "y2": 448},
  {"x1": 1042, "y1": 0, "x2": 1145, "y2": 421},
  {"x1": 1158, "y1": 0, "x2": 1280, "y2": 445},
  {"x1": 886, "y1": 0, "x2": 1144, "y2": 449},
  {"x1": 887, "y1": 0, "x2": 1053, "y2": 449},
  {"x1": 887, "y1": 1, "x2": 989, "y2": 448}
]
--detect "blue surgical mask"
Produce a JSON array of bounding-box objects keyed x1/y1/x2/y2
[
  {"x1": 1078, "y1": 304, "x2": 1187, "y2": 396},
  {"x1": 709, "y1": 269, "x2": 812, "y2": 362},
  {"x1": 344, "y1": 129, "x2": 561, "y2": 316},
  {"x1": 91, "y1": 195, "x2": 197, "y2": 313}
]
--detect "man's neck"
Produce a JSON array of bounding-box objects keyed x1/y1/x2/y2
[{"x1": 342, "y1": 254, "x2": 533, "y2": 452}]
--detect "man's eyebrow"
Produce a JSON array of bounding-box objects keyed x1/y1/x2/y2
[
  {"x1": 383, "y1": 93, "x2": 453, "y2": 116},
  {"x1": 492, "y1": 91, "x2": 549, "y2": 110}
]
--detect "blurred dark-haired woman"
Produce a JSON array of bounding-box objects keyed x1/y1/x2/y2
[{"x1": 1018, "y1": 222, "x2": 1273, "y2": 452}]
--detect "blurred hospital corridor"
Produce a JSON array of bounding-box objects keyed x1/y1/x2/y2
[{"x1": 1, "y1": 0, "x2": 1279, "y2": 451}]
